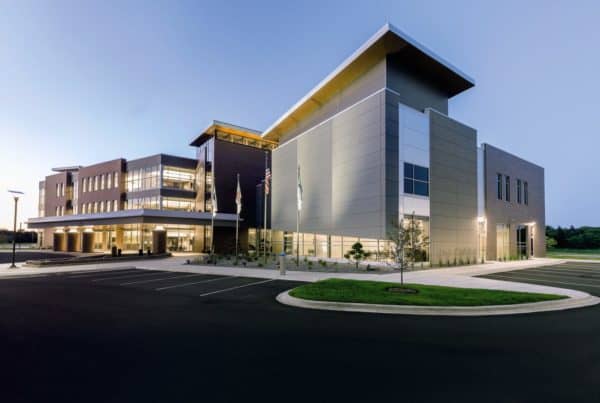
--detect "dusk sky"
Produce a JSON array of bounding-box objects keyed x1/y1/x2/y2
[{"x1": 1, "y1": 0, "x2": 598, "y2": 229}]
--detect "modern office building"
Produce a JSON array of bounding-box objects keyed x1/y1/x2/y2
[{"x1": 27, "y1": 23, "x2": 545, "y2": 262}]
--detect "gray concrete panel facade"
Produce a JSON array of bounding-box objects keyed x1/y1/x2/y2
[
  {"x1": 271, "y1": 90, "x2": 386, "y2": 239},
  {"x1": 428, "y1": 110, "x2": 479, "y2": 265},
  {"x1": 483, "y1": 144, "x2": 546, "y2": 259}
]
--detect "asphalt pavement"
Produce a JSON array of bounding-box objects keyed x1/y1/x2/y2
[{"x1": 0, "y1": 263, "x2": 599, "y2": 402}]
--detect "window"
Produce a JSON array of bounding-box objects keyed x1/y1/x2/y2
[
  {"x1": 56, "y1": 183, "x2": 60, "y2": 197},
  {"x1": 82, "y1": 178, "x2": 87, "y2": 193},
  {"x1": 88, "y1": 177, "x2": 93, "y2": 192},
  {"x1": 524, "y1": 181, "x2": 529, "y2": 205},
  {"x1": 61, "y1": 183, "x2": 65, "y2": 197},
  {"x1": 114, "y1": 172, "x2": 119, "y2": 188},
  {"x1": 517, "y1": 179, "x2": 522, "y2": 204},
  {"x1": 107, "y1": 173, "x2": 112, "y2": 189},
  {"x1": 100, "y1": 174, "x2": 105, "y2": 190},
  {"x1": 93, "y1": 202, "x2": 98, "y2": 213},
  {"x1": 100, "y1": 201, "x2": 105, "y2": 212},
  {"x1": 81, "y1": 204, "x2": 86, "y2": 214},
  {"x1": 125, "y1": 166, "x2": 160, "y2": 192},
  {"x1": 505, "y1": 175, "x2": 510, "y2": 202},
  {"x1": 113, "y1": 200, "x2": 118, "y2": 211},
  {"x1": 94, "y1": 176, "x2": 99, "y2": 191},
  {"x1": 497, "y1": 173, "x2": 503, "y2": 200},
  {"x1": 55, "y1": 206, "x2": 60, "y2": 216},
  {"x1": 403, "y1": 162, "x2": 429, "y2": 197}
]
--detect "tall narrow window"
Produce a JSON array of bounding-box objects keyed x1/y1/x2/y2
[
  {"x1": 524, "y1": 181, "x2": 529, "y2": 205},
  {"x1": 497, "y1": 174, "x2": 503, "y2": 200},
  {"x1": 505, "y1": 175, "x2": 510, "y2": 202},
  {"x1": 107, "y1": 173, "x2": 112, "y2": 189},
  {"x1": 82, "y1": 178, "x2": 87, "y2": 193},
  {"x1": 517, "y1": 179, "x2": 522, "y2": 204},
  {"x1": 100, "y1": 174, "x2": 105, "y2": 190},
  {"x1": 114, "y1": 172, "x2": 119, "y2": 188}
]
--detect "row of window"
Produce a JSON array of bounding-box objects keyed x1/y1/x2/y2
[
  {"x1": 82, "y1": 172, "x2": 119, "y2": 193},
  {"x1": 81, "y1": 200, "x2": 119, "y2": 214},
  {"x1": 497, "y1": 174, "x2": 528, "y2": 205},
  {"x1": 124, "y1": 196, "x2": 195, "y2": 212},
  {"x1": 55, "y1": 206, "x2": 65, "y2": 216},
  {"x1": 403, "y1": 162, "x2": 429, "y2": 197}
]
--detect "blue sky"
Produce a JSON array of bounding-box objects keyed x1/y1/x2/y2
[{"x1": 1, "y1": 0, "x2": 598, "y2": 229}]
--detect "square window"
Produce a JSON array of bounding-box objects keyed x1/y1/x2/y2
[
  {"x1": 414, "y1": 181, "x2": 429, "y2": 196},
  {"x1": 414, "y1": 166, "x2": 428, "y2": 182}
]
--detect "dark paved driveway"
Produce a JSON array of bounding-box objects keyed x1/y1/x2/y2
[{"x1": 1, "y1": 263, "x2": 600, "y2": 402}]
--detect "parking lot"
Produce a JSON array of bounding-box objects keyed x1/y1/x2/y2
[
  {"x1": 479, "y1": 261, "x2": 600, "y2": 296},
  {"x1": 3, "y1": 263, "x2": 600, "y2": 402},
  {"x1": 4, "y1": 267, "x2": 303, "y2": 303}
]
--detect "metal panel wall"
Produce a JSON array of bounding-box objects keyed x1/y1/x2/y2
[{"x1": 428, "y1": 109, "x2": 479, "y2": 265}]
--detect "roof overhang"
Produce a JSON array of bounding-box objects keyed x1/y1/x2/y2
[
  {"x1": 27, "y1": 209, "x2": 239, "y2": 229},
  {"x1": 189, "y1": 120, "x2": 272, "y2": 147},
  {"x1": 262, "y1": 23, "x2": 475, "y2": 142}
]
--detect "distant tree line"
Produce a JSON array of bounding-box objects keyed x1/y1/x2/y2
[
  {"x1": 546, "y1": 226, "x2": 600, "y2": 249},
  {"x1": 0, "y1": 230, "x2": 38, "y2": 244}
]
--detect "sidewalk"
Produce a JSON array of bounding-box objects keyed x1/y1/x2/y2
[{"x1": 0, "y1": 256, "x2": 588, "y2": 300}]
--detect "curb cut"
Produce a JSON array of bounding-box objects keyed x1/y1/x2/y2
[{"x1": 276, "y1": 290, "x2": 600, "y2": 316}]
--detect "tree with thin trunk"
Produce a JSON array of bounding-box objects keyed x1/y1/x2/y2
[
  {"x1": 344, "y1": 242, "x2": 371, "y2": 270},
  {"x1": 387, "y1": 212, "x2": 429, "y2": 285}
]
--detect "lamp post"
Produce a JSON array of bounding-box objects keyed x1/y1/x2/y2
[{"x1": 8, "y1": 190, "x2": 24, "y2": 269}]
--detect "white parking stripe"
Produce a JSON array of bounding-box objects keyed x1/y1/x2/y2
[
  {"x1": 155, "y1": 276, "x2": 233, "y2": 291},
  {"x1": 487, "y1": 273, "x2": 600, "y2": 289},
  {"x1": 199, "y1": 279, "x2": 276, "y2": 297},
  {"x1": 522, "y1": 267, "x2": 600, "y2": 279},
  {"x1": 68, "y1": 269, "x2": 139, "y2": 278},
  {"x1": 92, "y1": 271, "x2": 165, "y2": 282},
  {"x1": 120, "y1": 273, "x2": 205, "y2": 286}
]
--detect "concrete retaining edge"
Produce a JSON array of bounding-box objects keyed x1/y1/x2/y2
[{"x1": 276, "y1": 290, "x2": 600, "y2": 316}]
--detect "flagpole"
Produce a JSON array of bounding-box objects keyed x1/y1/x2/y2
[
  {"x1": 235, "y1": 173, "x2": 240, "y2": 260},
  {"x1": 263, "y1": 151, "x2": 268, "y2": 265},
  {"x1": 296, "y1": 165, "x2": 300, "y2": 267}
]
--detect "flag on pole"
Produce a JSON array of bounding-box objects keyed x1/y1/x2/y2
[
  {"x1": 235, "y1": 174, "x2": 242, "y2": 215},
  {"x1": 296, "y1": 165, "x2": 303, "y2": 212},
  {"x1": 265, "y1": 168, "x2": 271, "y2": 195},
  {"x1": 211, "y1": 181, "x2": 218, "y2": 217}
]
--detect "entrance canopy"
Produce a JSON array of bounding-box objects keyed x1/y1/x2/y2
[{"x1": 27, "y1": 209, "x2": 239, "y2": 229}]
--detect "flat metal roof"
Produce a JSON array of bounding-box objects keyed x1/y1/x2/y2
[
  {"x1": 27, "y1": 209, "x2": 239, "y2": 229},
  {"x1": 189, "y1": 120, "x2": 269, "y2": 147},
  {"x1": 261, "y1": 23, "x2": 475, "y2": 142}
]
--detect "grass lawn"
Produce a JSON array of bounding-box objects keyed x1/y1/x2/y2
[
  {"x1": 547, "y1": 248, "x2": 600, "y2": 260},
  {"x1": 289, "y1": 278, "x2": 566, "y2": 306}
]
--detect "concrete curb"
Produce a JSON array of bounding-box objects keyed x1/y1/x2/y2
[{"x1": 276, "y1": 290, "x2": 600, "y2": 316}]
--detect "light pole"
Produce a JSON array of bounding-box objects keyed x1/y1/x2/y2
[{"x1": 8, "y1": 190, "x2": 24, "y2": 269}]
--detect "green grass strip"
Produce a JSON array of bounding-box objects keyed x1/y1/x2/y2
[{"x1": 289, "y1": 278, "x2": 566, "y2": 306}]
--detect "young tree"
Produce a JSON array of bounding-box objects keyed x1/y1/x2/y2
[
  {"x1": 387, "y1": 212, "x2": 430, "y2": 285},
  {"x1": 344, "y1": 242, "x2": 371, "y2": 269}
]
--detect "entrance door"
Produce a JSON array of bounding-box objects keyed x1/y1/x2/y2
[{"x1": 516, "y1": 226, "x2": 528, "y2": 259}]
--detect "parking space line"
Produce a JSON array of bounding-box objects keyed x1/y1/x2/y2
[
  {"x1": 120, "y1": 273, "x2": 205, "y2": 286},
  {"x1": 519, "y1": 267, "x2": 600, "y2": 280},
  {"x1": 68, "y1": 269, "x2": 140, "y2": 278},
  {"x1": 199, "y1": 279, "x2": 276, "y2": 297},
  {"x1": 92, "y1": 271, "x2": 166, "y2": 282},
  {"x1": 544, "y1": 265, "x2": 600, "y2": 271},
  {"x1": 155, "y1": 276, "x2": 232, "y2": 291},
  {"x1": 485, "y1": 273, "x2": 600, "y2": 289}
]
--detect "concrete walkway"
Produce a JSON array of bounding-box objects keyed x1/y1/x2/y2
[{"x1": 2, "y1": 256, "x2": 598, "y2": 315}]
